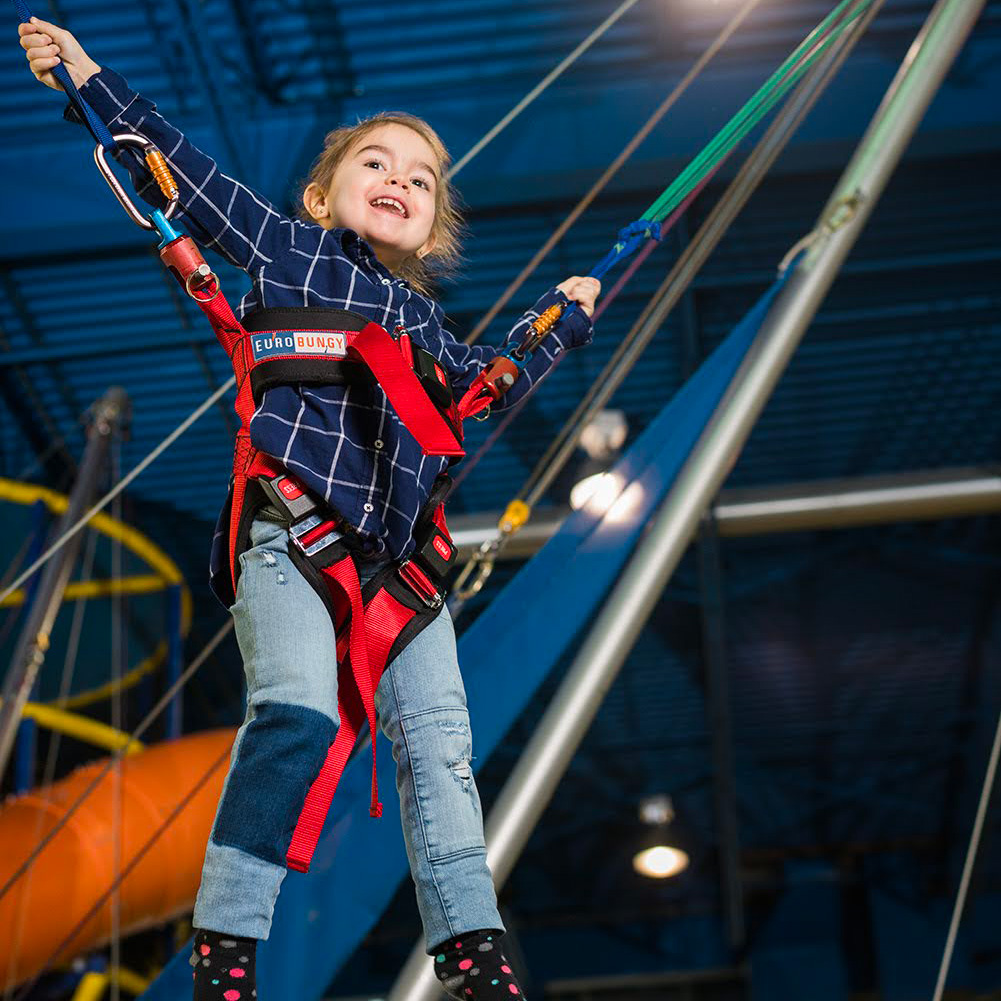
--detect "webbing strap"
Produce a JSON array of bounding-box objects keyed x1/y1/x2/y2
[
  {"x1": 363, "y1": 587, "x2": 417, "y2": 678},
  {"x1": 457, "y1": 376, "x2": 494, "y2": 422},
  {"x1": 286, "y1": 558, "x2": 427, "y2": 872},
  {"x1": 287, "y1": 693, "x2": 364, "y2": 873},
  {"x1": 327, "y1": 558, "x2": 380, "y2": 818},
  {"x1": 286, "y1": 555, "x2": 378, "y2": 872},
  {"x1": 13, "y1": 1, "x2": 117, "y2": 151},
  {"x1": 351, "y1": 323, "x2": 464, "y2": 457}
]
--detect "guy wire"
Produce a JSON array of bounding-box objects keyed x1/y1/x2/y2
[
  {"x1": 932, "y1": 699, "x2": 1001, "y2": 1001},
  {"x1": 448, "y1": 0, "x2": 644, "y2": 179}
]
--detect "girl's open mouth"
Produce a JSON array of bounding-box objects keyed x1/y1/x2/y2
[{"x1": 369, "y1": 196, "x2": 408, "y2": 218}]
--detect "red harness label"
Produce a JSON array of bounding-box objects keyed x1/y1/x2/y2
[
  {"x1": 432, "y1": 535, "x2": 452, "y2": 561},
  {"x1": 278, "y1": 477, "x2": 303, "y2": 500},
  {"x1": 251, "y1": 330, "x2": 350, "y2": 361}
]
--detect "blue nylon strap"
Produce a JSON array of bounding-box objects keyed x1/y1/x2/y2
[
  {"x1": 12, "y1": 0, "x2": 117, "y2": 150},
  {"x1": 591, "y1": 218, "x2": 663, "y2": 280}
]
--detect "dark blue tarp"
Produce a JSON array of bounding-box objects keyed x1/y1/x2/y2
[{"x1": 141, "y1": 273, "x2": 787, "y2": 1000}]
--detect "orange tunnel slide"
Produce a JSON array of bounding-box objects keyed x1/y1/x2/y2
[{"x1": 0, "y1": 728, "x2": 237, "y2": 992}]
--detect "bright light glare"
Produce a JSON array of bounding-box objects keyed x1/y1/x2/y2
[
  {"x1": 605, "y1": 480, "x2": 645, "y2": 525},
  {"x1": 632, "y1": 845, "x2": 690, "y2": 879},
  {"x1": 570, "y1": 471, "x2": 621, "y2": 512}
]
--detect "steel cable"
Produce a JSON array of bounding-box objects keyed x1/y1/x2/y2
[
  {"x1": 932, "y1": 701, "x2": 1001, "y2": 1001},
  {"x1": 447, "y1": 0, "x2": 643, "y2": 179}
]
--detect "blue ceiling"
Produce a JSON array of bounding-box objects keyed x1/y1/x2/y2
[{"x1": 1, "y1": 0, "x2": 1001, "y2": 996}]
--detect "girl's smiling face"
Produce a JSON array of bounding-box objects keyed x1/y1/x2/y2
[{"x1": 303, "y1": 122, "x2": 440, "y2": 272}]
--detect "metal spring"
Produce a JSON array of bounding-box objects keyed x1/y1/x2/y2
[{"x1": 145, "y1": 149, "x2": 179, "y2": 201}]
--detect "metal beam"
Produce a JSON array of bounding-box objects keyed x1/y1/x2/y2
[
  {"x1": 713, "y1": 466, "x2": 1001, "y2": 535},
  {"x1": 449, "y1": 467, "x2": 1001, "y2": 558},
  {"x1": 388, "y1": 0, "x2": 987, "y2": 993}
]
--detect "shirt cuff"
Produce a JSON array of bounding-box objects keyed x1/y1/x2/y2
[{"x1": 61, "y1": 67, "x2": 139, "y2": 128}]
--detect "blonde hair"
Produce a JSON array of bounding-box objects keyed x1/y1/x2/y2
[{"x1": 298, "y1": 112, "x2": 463, "y2": 295}]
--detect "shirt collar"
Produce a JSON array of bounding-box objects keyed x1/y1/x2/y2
[{"x1": 336, "y1": 227, "x2": 399, "y2": 283}]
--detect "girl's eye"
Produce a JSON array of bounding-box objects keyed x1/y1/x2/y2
[
  {"x1": 364, "y1": 159, "x2": 385, "y2": 170},
  {"x1": 412, "y1": 177, "x2": 430, "y2": 190}
]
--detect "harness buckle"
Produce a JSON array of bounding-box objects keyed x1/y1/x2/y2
[
  {"x1": 259, "y1": 474, "x2": 319, "y2": 522},
  {"x1": 289, "y1": 514, "x2": 342, "y2": 558},
  {"x1": 398, "y1": 560, "x2": 444, "y2": 610},
  {"x1": 259, "y1": 474, "x2": 344, "y2": 560}
]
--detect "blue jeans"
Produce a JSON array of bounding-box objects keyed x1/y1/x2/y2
[{"x1": 192, "y1": 516, "x2": 503, "y2": 949}]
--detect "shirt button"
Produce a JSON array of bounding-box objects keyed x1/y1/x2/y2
[
  {"x1": 363, "y1": 502, "x2": 374, "y2": 513},
  {"x1": 374, "y1": 439, "x2": 384, "y2": 449},
  {"x1": 381, "y1": 278, "x2": 391, "y2": 285}
]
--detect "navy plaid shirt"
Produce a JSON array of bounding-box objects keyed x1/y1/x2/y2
[{"x1": 71, "y1": 69, "x2": 593, "y2": 587}]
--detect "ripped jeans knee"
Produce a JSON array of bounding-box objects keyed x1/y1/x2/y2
[{"x1": 439, "y1": 718, "x2": 474, "y2": 788}]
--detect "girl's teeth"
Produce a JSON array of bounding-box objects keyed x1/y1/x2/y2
[{"x1": 372, "y1": 198, "x2": 404, "y2": 216}]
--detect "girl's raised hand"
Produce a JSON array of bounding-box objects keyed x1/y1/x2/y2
[
  {"x1": 18, "y1": 17, "x2": 100, "y2": 92},
  {"x1": 556, "y1": 276, "x2": 601, "y2": 318}
]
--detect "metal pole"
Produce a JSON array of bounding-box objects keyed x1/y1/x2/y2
[
  {"x1": 389, "y1": 0, "x2": 985, "y2": 994},
  {"x1": 0, "y1": 388, "x2": 131, "y2": 778},
  {"x1": 697, "y1": 512, "x2": 746, "y2": 951},
  {"x1": 714, "y1": 467, "x2": 1001, "y2": 535},
  {"x1": 451, "y1": 467, "x2": 1001, "y2": 557}
]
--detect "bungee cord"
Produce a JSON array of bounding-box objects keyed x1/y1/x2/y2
[
  {"x1": 453, "y1": 0, "x2": 878, "y2": 502},
  {"x1": 463, "y1": 0, "x2": 767, "y2": 345},
  {"x1": 587, "y1": 0, "x2": 878, "y2": 282},
  {"x1": 451, "y1": 0, "x2": 882, "y2": 605},
  {"x1": 447, "y1": 0, "x2": 643, "y2": 179},
  {"x1": 461, "y1": 0, "x2": 874, "y2": 500}
]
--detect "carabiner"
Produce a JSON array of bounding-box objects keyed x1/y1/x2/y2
[
  {"x1": 452, "y1": 538, "x2": 499, "y2": 601},
  {"x1": 93, "y1": 133, "x2": 180, "y2": 232}
]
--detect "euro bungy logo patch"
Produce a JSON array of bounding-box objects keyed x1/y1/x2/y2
[{"x1": 251, "y1": 330, "x2": 349, "y2": 361}]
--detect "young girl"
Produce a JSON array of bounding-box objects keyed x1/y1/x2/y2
[{"x1": 21, "y1": 17, "x2": 600, "y2": 1001}]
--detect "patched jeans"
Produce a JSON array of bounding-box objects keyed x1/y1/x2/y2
[{"x1": 192, "y1": 517, "x2": 503, "y2": 949}]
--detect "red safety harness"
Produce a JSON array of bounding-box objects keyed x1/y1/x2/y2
[{"x1": 161, "y1": 233, "x2": 524, "y2": 872}]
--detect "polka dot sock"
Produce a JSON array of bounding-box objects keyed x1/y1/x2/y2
[
  {"x1": 189, "y1": 928, "x2": 257, "y2": 1001},
  {"x1": 432, "y1": 929, "x2": 525, "y2": 999}
]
